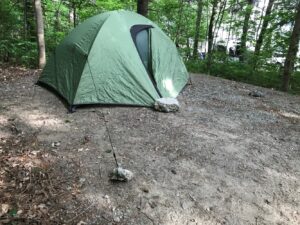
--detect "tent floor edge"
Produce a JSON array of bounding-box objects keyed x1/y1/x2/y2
[
  {"x1": 36, "y1": 80, "x2": 71, "y2": 110},
  {"x1": 68, "y1": 105, "x2": 77, "y2": 113}
]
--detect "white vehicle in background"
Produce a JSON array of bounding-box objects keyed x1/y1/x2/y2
[
  {"x1": 267, "y1": 52, "x2": 285, "y2": 66},
  {"x1": 267, "y1": 52, "x2": 300, "y2": 71}
]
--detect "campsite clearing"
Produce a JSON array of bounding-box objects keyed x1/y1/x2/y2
[{"x1": 0, "y1": 69, "x2": 299, "y2": 225}]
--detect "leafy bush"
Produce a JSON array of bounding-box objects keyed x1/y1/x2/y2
[
  {"x1": 186, "y1": 57, "x2": 300, "y2": 94},
  {"x1": 0, "y1": 39, "x2": 37, "y2": 67}
]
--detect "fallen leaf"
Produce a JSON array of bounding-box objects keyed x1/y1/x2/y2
[{"x1": 0, "y1": 204, "x2": 9, "y2": 217}]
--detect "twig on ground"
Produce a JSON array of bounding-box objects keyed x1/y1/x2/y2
[
  {"x1": 64, "y1": 203, "x2": 94, "y2": 224},
  {"x1": 140, "y1": 211, "x2": 155, "y2": 225}
]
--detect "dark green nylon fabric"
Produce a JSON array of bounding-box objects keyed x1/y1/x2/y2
[
  {"x1": 39, "y1": 10, "x2": 189, "y2": 106},
  {"x1": 39, "y1": 12, "x2": 110, "y2": 104}
]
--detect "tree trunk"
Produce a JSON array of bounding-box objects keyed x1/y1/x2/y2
[
  {"x1": 24, "y1": 0, "x2": 28, "y2": 39},
  {"x1": 213, "y1": 0, "x2": 227, "y2": 48},
  {"x1": 206, "y1": 0, "x2": 218, "y2": 72},
  {"x1": 254, "y1": 0, "x2": 266, "y2": 41},
  {"x1": 24, "y1": 0, "x2": 35, "y2": 41},
  {"x1": 282, "y1": 3, "x2": 300, "y2": 91},
  {"x1": 192, "y1": 0, "x2": 203, "y2": 59},
  {"x1": 55, "y1": 0, "x2": 63, "y2": 31},
  {"x1": 137, "y1": 0, "x2": 149, "y2": 17},
  {"x1": 34, "y1": 0, "x2": 46, "y2": 69},
  {"x1": 254, "y1": 0, "x2": 274, "y2": 57},
  {"x1": 225, "y1": 9, "x2": 234, "y2": 52},
  {"x1": 239, "y1": 0, "x2": 254, "y2": 62},
  {"x1": 174, "y1": 0, "x2": 184, "y2": 47},
  {"x1": 73, "y1": 2, "x2": 76, "y2": 27}
]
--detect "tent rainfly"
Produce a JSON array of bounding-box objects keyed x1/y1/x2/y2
[{"x1": 38, "y1": 10, "x2": 189, "y2": 111}]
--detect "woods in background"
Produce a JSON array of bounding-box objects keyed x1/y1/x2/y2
[{"x1": 0, "y1": 0, "x2": 300, "y2": 93}]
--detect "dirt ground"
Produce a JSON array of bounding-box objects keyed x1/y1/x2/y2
[{"x1": 0, "y1": 68, "x2": 299, "y2": 225}]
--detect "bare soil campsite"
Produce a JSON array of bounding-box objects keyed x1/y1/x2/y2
[{"x1": 0, "y1": 68, "x2": 299, "y2": 225}]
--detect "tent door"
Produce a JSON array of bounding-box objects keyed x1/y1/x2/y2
[
  {"x1": 136, "y1": 29, "x2": 150, "y2": 72},
  {"x1": 131, "y1": 25, "x2": 161, "y2": 97}
]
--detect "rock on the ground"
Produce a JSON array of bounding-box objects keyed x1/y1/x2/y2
[
  {"x1": 154, "y1": 98, "x2": 180, "y2": 112},
  {"x1": 109, "y1": 167, "x2": 134, "y2": 182},
  {"x1": 249, "y1": 90, "x2": 265, "y2": 97}
]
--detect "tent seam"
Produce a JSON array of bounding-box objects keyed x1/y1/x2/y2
[
  {"x1": 72, "y1": 12, "x2": 112, "y2": 104},
  {"x1": 87, "y1": 58, "x2": 98, "y2": 96},
  {"x1": 86, "y1": 12, "x2": 113, "y2": 55}
]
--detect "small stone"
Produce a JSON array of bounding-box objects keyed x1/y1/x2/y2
[
  {"x1": 148, "y1": 200, "x2": 157, "y2": 208},
  {"x1": 140, "y1": 186, "x2": 149, "y2": 193},
  {"x1": 113, "y1": 209, "x2": 123, "y2": 222},
  {"x1": 82, "y1": 135, "x2": 90, "y2": 144},
  {"x1": 0, "y1": 204, "x2": 9, "y2": 217},
  {"x1": 249, "y1": 90, "x2": 264, "y2": 98},
  {"x1": 217, "y1": 187, "x2": 223, "y2": 192},
  {"x1": 154, "y1": 98, "x2": 180, "y2": 112},
  {"x1": 79, "y1": 178, "x2": 86, "y2": 186},
  {"x1": 171, "y1": 169, "x2": 177, "y2": 174},
  {"x1": 51, "y1": 142, "x2": 60, "y2": 148},
  {"x1": 109, "y1": 167, "x2": 134, "y2": 182},
  {"x1": 204, "y1": 206, "x2": 211, "y2": 212}
]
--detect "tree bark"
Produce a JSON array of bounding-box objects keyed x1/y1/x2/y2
[
  {"x1": 225, "y1": 8, "x2": 234, "y2": 52},
  {"x1": 239, "y1": 0, "x2": 254, "y2": 62},
  {"x1": 34, "y1": 0, "x2": 46, "y2": 69},
  {"x1": 282, "y1": 3, "x2": 300, "y2": 91},
  {"x1": 206, "y1": 0, "x2": 218, "y2": 71},
  {"x1": 254, "y1": 0, "x2": 274, "y2": 57},
  {"x1": 73, "y1": 2, "x2": 76, "y2": 27},
  {"x1": 192, "y1": 0, "x2": 203, "y2": 59},
  {"x1": 173, "y1": 0, "x2": 185, "y2": 46},
  {"x1": 24, "y1": 0, "x2": 28, "y2": 39},
  {"x1": 213, "y1": 0, "x2": 227, "y2": 48},
  {"x1": 137, "y1": 0, "x2": 149, "y2": 17}
]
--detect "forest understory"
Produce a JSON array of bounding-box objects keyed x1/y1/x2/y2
[{"x1": 0, "y1": 68, "x2": 299, "y2": 224}]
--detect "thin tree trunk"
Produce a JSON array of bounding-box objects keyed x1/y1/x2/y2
[
  {"x1": 186, "y1": 38, "x2": 191, "y2": 59},
  {"x1": 254, "y1": 0, "x2": 274, "y2": 57},
  {"x1": 226, "y1": 8, "x2": 234, "y2": 52},
  {"x1": 174, "y1": 0, "x2": 184, "y2": 47},
  {"x1": 55, "y1": 0, "x2": 63, "y2": 31},
  {"x1": 213, "y1": 0, "x2": 227, "y2": 48},
  {"x1": 34, "y1": 0, "x2": 46, "y2": 69},
  {"x1": 192, "y1": 0, "x2": 203, "y2": 59},
  {"x1": 255, "y1": 0, "x2": 266, "y2": 41},
  {"x1": 282, "y1": 3, "x2": 300, "y2": 91},
  {"x1": 73, "y1": 3, "x2": 76, "y2": 27},
  {"x1": 24, "y1": 0, "x2": 28, "y2": 39},
  {"x1": 206, "y1": 0, "x2": 218, "y2": 72},
  {"x1": 137, "y1": 0, "x2": 149, "y2": 17},
  {"x1": 239, "y1": 0, "x2": 254, "y2": 62}
]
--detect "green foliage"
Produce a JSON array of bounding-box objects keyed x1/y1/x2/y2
[
  {"x1": 0, "y1": 0, "x2": 299, "y2": 94},
  {"x1": 0, "y1": 39, "x2": 37, "y2": 67},
  {"x1": 186, "y1": 57, "x2": 300, "y2": 94}
]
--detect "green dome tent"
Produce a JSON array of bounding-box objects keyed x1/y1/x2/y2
[{"x1": 38, "y1": 10, "x2": 189, "y2": 111}]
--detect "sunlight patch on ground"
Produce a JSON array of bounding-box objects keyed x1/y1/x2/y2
[
  {"x1": 264, "y1": 167, "x2": 298, "y2": 182},
  {"x1": 18, "y1": 110, "x2": 65, "y2": 130},
  {"x1": 160, "y1": 211, "x2": 219, "y2": 225},
  {"x1": 0, "y1": 115, "x2": 10, "y2": 138},
  {"x1": 0, "y1": 115, "x2": 8, "y2": 125},
  {"x1": 278, "y1": 111, "x2": 300, "y2": 120}
]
